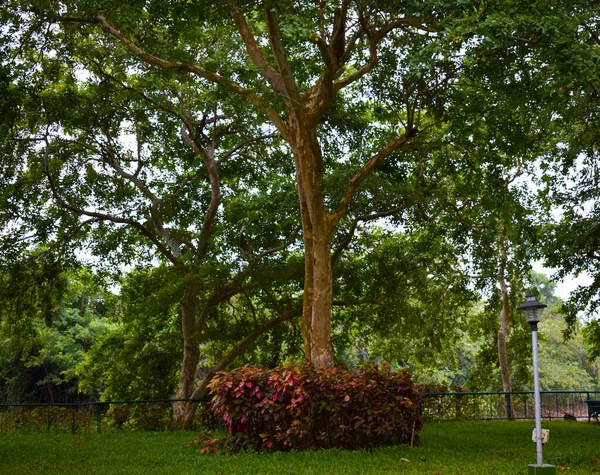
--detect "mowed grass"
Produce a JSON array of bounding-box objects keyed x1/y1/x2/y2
[{"x1": 0, "y1": 420, "x2": 598, "y2": 474}]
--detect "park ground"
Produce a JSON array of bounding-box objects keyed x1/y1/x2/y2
[{"x1": 0, "y1": 420, "x2": 598, "y2": 474}]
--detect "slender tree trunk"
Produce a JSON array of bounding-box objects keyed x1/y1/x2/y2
[
  {"x1": 172, "y1": 280, "x2": 201, "y2": 429},
  {"x1": 498, "y1": 263, "x2": 514, "y2": 419},
  {"x1": 299, "y1": 188, "x2": 314, "y2": 363}
]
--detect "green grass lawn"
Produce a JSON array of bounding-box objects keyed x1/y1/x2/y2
[{"x1": 0, "y1": 420, "x2": 598, "y2": 474}]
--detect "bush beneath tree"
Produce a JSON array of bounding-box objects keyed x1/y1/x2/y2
[{"x1": 207, "y1": 363, "x2": 421, "y2": 452}]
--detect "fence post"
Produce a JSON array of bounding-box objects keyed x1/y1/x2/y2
[
  {"x1": 71, "y1": 407, "x2": 77, "y2": 434},
  {"x1": 95, "y1": 403, "x2": 102, "y2": 434}
]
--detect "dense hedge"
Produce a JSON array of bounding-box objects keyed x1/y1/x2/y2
[{"x1": 208, "y1": 363, "x2": 422, "y2": 452}]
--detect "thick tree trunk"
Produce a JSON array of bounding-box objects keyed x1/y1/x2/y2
[
  {"x1": 172, "y1": 280, "x2": 201, "y2": 429},
  {"x1": 498, "y1": 275, "x2": 513, "y2": 419},
  {"x1": 309, "y1": 226, "x2": 333, "y2": 367},
  {"x1": 293, "y1": 118, "x2": 335, "y2": 369},
  {"x1": 299, "y1": 192, "x2": 314, "y2": 363}
]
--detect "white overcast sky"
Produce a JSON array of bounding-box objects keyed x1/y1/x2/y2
[{"x1": 533, "y1": 261, "x2": 593, "y2": 301}]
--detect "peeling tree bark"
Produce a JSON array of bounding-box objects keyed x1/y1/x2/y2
[{"x1": 291, "y1": 116, "x2": 335, "y2": 368}]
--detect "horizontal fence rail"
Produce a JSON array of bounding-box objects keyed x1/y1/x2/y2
[
  {"x1": 0, "y1": 398, "x2": 211, "y2": 434},
  {"x1": 1, "y1": 391, "x2": 599, "y2": 433},
  {"x1": 421, "y1": 390, "x2": 600, "y2": 422}
]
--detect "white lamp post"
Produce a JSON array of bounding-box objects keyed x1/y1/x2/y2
[{"x1": 517, "y1": 292, "x2": 555, "y2": 475}]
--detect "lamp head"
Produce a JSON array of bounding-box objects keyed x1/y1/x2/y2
[{"x1": 517, "y1": 292, "x2": 547, "y2": 325}]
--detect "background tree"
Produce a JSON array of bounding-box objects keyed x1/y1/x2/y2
[
  {"x1": 0, "y1": 253, "x2": 113, "y2": 403},
  {"x1": 532, "y1": 2, "x2": 600, "y2": 362},
  {"x1": 4, "y1": 0, "x2": 600, "y2": 427}
]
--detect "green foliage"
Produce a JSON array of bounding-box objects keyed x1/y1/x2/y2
[
  {"x1": 2, "y1": 0, "x2": 600, "y2": 414},
  {"x1": 208, "y1": 363, "x2": 421, "y2": 452},
  {"x1": 538, "y1": 304, "x2": 600, "y2": 391},
  {"x1": 77, "y1": 266, "x2": 182, "y2": 401},
  {"x1": 0, "y1": 406, "x2": 96, "y2": 433},
  {"x1": 466, "y1": 293, "x2": 533, "y2": 392},
  {"x1": 100, "y1": 403, "x2": 174, "y2": 432},
  {"x1": 0, "y1": 262, "x2": 114, "y2": 403},
  {"x1": 330, "y1": 228, "x2": 479, "y2": 375}
]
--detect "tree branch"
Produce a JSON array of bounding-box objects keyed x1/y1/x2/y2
[
  {"x1": 333, "y1": 17, "x2": 425, "y2": 91},
  {"x1": 331, "y1": 203, "x2": 412, "y2": 265},
  {"x1": 227, "y1": 1, "x2": 288, "y2": 97},
  {"x1": 216, "y1": 133, "x2": 275, "y2": 165},
  {"x1": 58, "y1": 14, "x2": 291, "y2": 139},
  {"x1": 42, "y1": 140, "x2": 179, "y2": 265},
  {"x1": 257, "y1": 225, "x2": 303, "y2": 259},
  {"x1": 263, "y1": 1, "x2": 301, "y2": 106},
  {"x1": 190, "y1": 306, "x2": 302, "y2": 398},
  {"x1": 332, "y1": 295, "x2": 386, "y2": 306},
  {"x1": 330, "y1": 132, "x2": 412, "y2": 227},
  {"x1": 179, "y1": 119, "x2": 222, "y2": 260}
]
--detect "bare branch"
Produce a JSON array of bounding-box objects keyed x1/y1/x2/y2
[
  {"x1": 263, "y1": 1, "x2": 301, "y2": 105},
  {"x1": 227, "y1": 2, "x2": 287, "y2": 95},
  {"x1": 84, "y1": 56, "x2": 180, "y2": 118},
  {"x1": 507, "y1": 35, "x2": 539, "y2": 44},
  {"x1": 179, "y1": 119, "x2": 222, "y2": 259},
  {"x1": 90, "y1": 136, "x2": 184, "y2": 259},
  {"x1": 334, "y1": 17, "x2": 427, "y2": 91},
  {"x1": 216, "y1": 133, "x2": 275, "y2": 166},
  {"x1": 332, "y1": 295, "x2": 386, "y2": 306},
  {"x1": 261, "y1": 286, "x2": 284, "y2": 316},
  {"x1": 329, "y1": 1, "x2": 351, "y2": 69},
  {"x1": 257, "y1": 225, "x2": 303, "y2": 258},
  {"x1": 190, "y1": 306, "x2": 302, "y2": 399},
  {"x1": 584, "y1": 23, "x2": 600, "y2": 47}
]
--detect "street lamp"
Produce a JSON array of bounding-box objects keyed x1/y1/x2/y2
[{"x1": 517, "y1": 292, "x2": 556, "y2": 475}]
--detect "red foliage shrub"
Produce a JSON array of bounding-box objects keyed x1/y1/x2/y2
[{"x1": 208, "y1": 363, "x2": 422, "y2": 452}]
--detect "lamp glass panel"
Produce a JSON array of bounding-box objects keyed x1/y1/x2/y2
[{"x1": 526, "y1": 308, "x2": 539, "y2": 323}]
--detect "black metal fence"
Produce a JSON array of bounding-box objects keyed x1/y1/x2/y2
[
  {"x1": 1, "y1": 391, "x2": 598, "y2": 433},
  {"x1": 421, "y1": 390, "x2": 600, "y2": 422},
  {"x1": 0, "y1": 398, "x2": 211, "y2": 434}
]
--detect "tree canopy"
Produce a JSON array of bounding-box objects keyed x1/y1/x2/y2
[{"x1": 2, "y1": 0, "x2": 600, "y2": 425}]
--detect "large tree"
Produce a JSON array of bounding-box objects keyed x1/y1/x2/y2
[
  {"x1": 5, "y1": 0, "x2": 595, "y2": 427},
  {"x1": 2, "y1": 0, "x2": 483, "y2": 373},
  {"x1": 0, "y1": 2, "x2": 309, "y2": 426}
]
